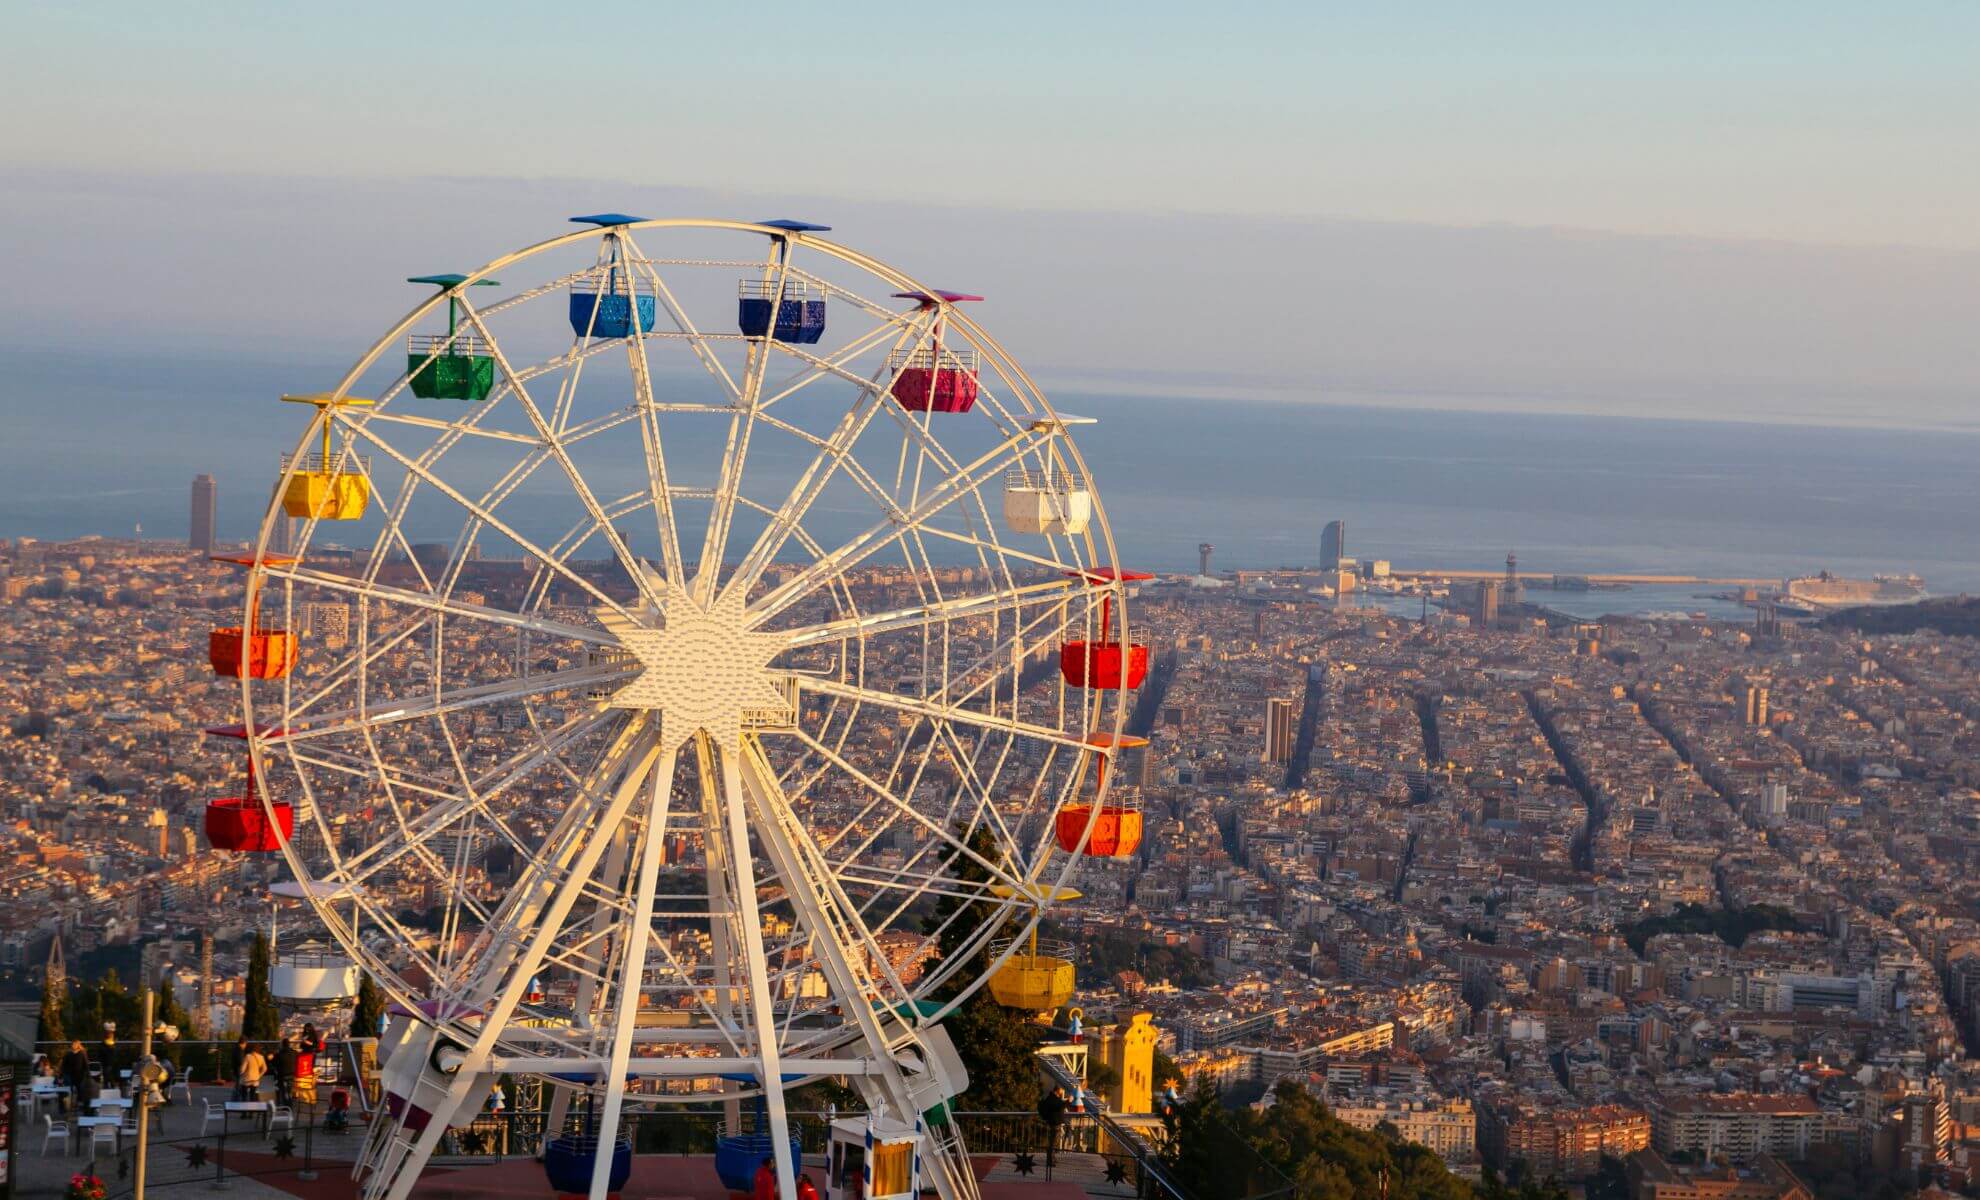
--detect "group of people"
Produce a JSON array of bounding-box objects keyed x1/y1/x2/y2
[
  {"x1": 31, "y1": 1038, "x2": 177, "y2": 1111},
  {"x1": 232, "y1": 1024, "x2": 327, "y2": 1105}
]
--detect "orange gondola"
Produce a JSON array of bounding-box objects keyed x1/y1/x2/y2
[
  {"x1": 208, "y1": 554, "x2": 300, "y2": 679},
  {"x1": 1055, "y1": 733, "x2": 1148, "y2": 857}
]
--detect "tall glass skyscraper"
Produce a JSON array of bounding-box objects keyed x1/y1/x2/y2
[{"x1": 1319, "y1": 519, "x2": 1346, "y2": 568}]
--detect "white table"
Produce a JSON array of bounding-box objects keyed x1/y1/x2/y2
[{"x1": 91, "y1": 1096, "x2": 133, "y2": 1111}]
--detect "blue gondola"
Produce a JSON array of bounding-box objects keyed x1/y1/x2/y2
[
  {"x1": 714, "y1": 1131, "x2": 803, "y2": 1193},
  {"x1": 543, "y1": 1134, "x2": 632, "y2": 1195},
  {"x1": 736, "y1": 218, "x2": 832, "y2": 344},
  {"x1": 713, "y1": 1073, "x2": 805, "y2": 1192},
  {"x1": 569, "y1": 282, "x2": 657, "y2": 338},
  {"x1": 567, "y1": 212, "x2": 657, "y2": 339},
  {"x1": 737, "y1": 280, "x2": 827, "y2": 343}
]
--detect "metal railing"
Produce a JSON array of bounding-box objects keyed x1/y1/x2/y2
[
  {"x1": 992, "y1": 935, "x2": 1075, "y2": 964},
  {"x1": 280, "y1": 451, "x2": 372, "y2": 475},
  {"x1": 407, "y1": 333, "x2": 493, "y2": 356},
  {"x1": 276, "y1": 946, "x2": 356, "y2": 970},
  {"x1": 738, "y1": 278, "x2": 818, "y2": 300},
  {"x1": 1005, "y1": 467, "x2": 1088, "y2": 493},
  {"x1": 888, "y1": 346, "x2": 980, "y2": 372},
  {"x1": 571, "y1": 279, "x2": 658, "y2": 298}
]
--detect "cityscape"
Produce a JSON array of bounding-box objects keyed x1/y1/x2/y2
[
  {"x1": 5, "y1": 468, "x2": 1978, "y2": 1199},
  {"x1": 5, "y1": 7, "x2": 1979, "y2": 1200}
]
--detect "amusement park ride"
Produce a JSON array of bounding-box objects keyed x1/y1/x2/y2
[{"x1": 199, "y1": 217, "x2": 1151, "y2": 1200}]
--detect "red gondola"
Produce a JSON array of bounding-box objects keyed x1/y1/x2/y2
[
  {"x1": 201, "y1": 724, "x2": 293, "y2": 853},
  {"x1": 1059, "y1": 569, "x2": 1153, "y2": 690},
  {"x1": 889, "y1": 291, "x2": 983, "y2": 414}
]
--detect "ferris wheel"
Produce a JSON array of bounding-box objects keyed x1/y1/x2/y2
[{"x1": 199, "y1": 215, "x2": 1151, "y2": 1200}]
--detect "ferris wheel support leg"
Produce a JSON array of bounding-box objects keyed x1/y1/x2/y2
[
  {"x1": 735, "y1": 742, "x2": 981, "y2": 1200},
  {"x1": 551, "y1": 819, "x2": 635, "y2": 1142},
  {"x1": 719, "y1": 742, "x2": 801, "y2": 1200},
  {"x1": 589, "y1": 740, "x2": 679, "y2": 1200},
  {"x1": 695, "y1": 732, "x2": 744, "y2": 1133},
  {"x1": 372, "y1": 722, "x2": 666, "y2": 1200}
]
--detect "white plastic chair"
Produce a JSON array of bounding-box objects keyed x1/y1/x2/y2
[
  {"x1": 202, "y1": 1099, "x2": 225, "y2": 1136},
  {"x1": 269, "y1": 1103, "x2": 295, "y2": 1135},
  {"x1": 41, "y1": 1113, "x2": 69, "y2": 1155},
  {"x1": 90, "y1": 1121, "x2": 119, "y2": 1157},
  {"x1": 170, "y1": 1067, "x2": 194, "y2": 1105}
]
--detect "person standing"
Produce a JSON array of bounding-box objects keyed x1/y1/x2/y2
[
  {"x1": 753, "y1": 1155, "x2": 778, "y2": 1200},
  {"x1": 272, "y1": 1034, "x2": 300, "y2": 1106},
  {"x1": 60, "y1": 1039, "x2": 92, "y2": 1112},
  {"x1": 237, "y1": 1041, "x2": 268, "y2": 1102},
  {"x1": 1037, "y1": 1086, "x2": 1067, "y2": 1168}
]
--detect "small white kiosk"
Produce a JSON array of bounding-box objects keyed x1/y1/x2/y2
[{"x1": 827, "y1": 1117, "x2": 920, "y2": 1200}]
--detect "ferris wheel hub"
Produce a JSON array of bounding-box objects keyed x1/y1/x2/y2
[{"x1": 598, "y1": 573, "x2": 788, "y2": 746}]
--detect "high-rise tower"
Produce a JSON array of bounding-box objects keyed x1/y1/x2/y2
[
  {"x1": 1504, "y1": 550, "x2": 1520, "y2": 606},
  {"x1": 1320, "y1": 520, "x2": 1346, "y2": 568},
  {"x1": 190, "y1": 474, "x2": 217, "y2": 553},
  {"x1": 1264, "y1": 697, "x2": 1296, "y2": 764},
  {"x1": 1198, "y1": 543, "x2": 1214, "y2": 576}
]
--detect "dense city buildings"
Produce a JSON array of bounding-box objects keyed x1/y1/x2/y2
[{"x1": 7, "y1": 533, "x2": 1980, "y2": 1196}]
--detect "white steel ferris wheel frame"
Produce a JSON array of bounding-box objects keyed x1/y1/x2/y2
[{"x1": 231, "y1": 218, "x2": 1140, "y2": 1200}]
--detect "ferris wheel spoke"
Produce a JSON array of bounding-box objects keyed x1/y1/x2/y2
[
  {"x1": 356, "y1": 408, "x2": 543, "y2": 446},
  {"x1": 336, "y1": 412, "x2": 641, "y2": 624},
  {"x1": 463, "y1": 717, "x2": 660, "y2": 997},
  {"x1": 724, "y1": 315, "x2": 942, "y2": 600},
  {"x1": 623, "y1": 238, "x2": 744, "y2": 404},
  {"x1": 739, "y1": 740, "x2": 917, "y2": 1007},
  {"x1": 261, "y1": 563, "x2": 615, "y2": 648},
  {"x1": 272, "y1": 662, "x2": 630, "y2": 744},
  {"x1": 590, "y1": 736, "x2": 679, "y2": 1190},
  {"x1": 791, "y1": 675, "x2": 1087, "y2": 755},
  {"x1": 280, "y1": 608, "x2": 434, "y2": 721},
  {"x1": 754, "y1": 311, "x2": 921, "y2": 412},
  {"x1": 626, "y1": 337, "x2": 688, "y2": 585},
  {"x1": 462, "y1": 307, "x2": 663, "y2": 610},
  {"x1": 746, "y1": 424, "x2": 1054, "y2": 626},
  {"x1": 780, "y1": 724, "x2": 1032, "y2": 895},
  {"x1": 778, "y1": 577, "x2": 1077, "y2": 649}
]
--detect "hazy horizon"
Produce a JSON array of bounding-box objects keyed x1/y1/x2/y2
[{"x1": 4, "y1": 167, "x2": 1978, "y2": 436}]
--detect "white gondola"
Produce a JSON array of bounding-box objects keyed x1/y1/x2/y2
[
  {"x1": 1002, "y1": 467, "x2": 1092, "y2": 535},
  {"x1": 271, "y1": 942, "x2": 361, "y2": 1004}
]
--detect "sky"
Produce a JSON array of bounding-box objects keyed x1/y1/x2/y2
[{"x1": 3, "y1": 2, "x2": 1978, "y2": 428}]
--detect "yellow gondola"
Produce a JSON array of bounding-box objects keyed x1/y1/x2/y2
[
  {"x1": 278, "y1": 393, "x2": 374, "y2": 520},
  {"x1": 987, "y1": 929, "x2": 1076, "y2": 1014}
]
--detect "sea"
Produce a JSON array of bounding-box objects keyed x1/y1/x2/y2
[{"x1": 4, "y1": 345, "x2": 1977, "y2": 620}]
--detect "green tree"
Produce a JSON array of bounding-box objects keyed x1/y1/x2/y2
[
  {"x1": 350, "y1": 971, "x2": 386, "y2": 1039},
  {"x1": 243, "y1": 932, "x2": 281, "y2": 1040},
  {"x1": 927, "y1": 825, "x2": 1042, "y2": 1112},
  {"x1": 37, "y1": 965, "x2": 65, "y2": 1044},
  {"x1": 97, "y1": 967, "x2": 142, "y2": 1030},
  {"x1": 153, "y1": 981, "x2": 193, "y2": 1068},
  {"x1": 67, "y1": 977, "x2": 102, "y2": 1040},
  {"x1": 1172, "y1": 1079, "x2": 1483, "y2": 1200}
]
